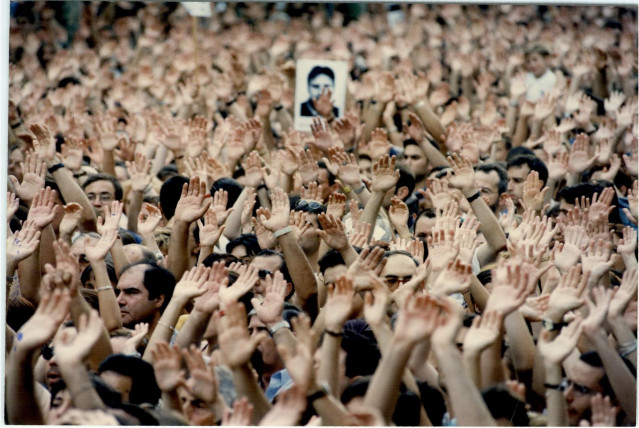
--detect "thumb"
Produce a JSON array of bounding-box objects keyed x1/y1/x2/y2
[{"x1": 8, "y1": 175, "x2": 19, "y2": 188}]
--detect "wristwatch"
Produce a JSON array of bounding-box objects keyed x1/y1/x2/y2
[
  {"x1": 542, "y1": 319, "x2": 567, "y2": 331},
  {"x1": 307, "y1": 382, "x2": 331, "y2": 403},
  {"x1": 268, "y1": 320, "x2": 290, "y2": 336}
]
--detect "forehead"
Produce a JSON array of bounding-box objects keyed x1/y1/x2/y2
[
  {"x1": 85, "y1": 179, "x2": 116, "y2": 194},
  {"x1": 382, "y1": 254, "x2": 417, "y2": 275},
  {"x1": 565, "y1": 359, "x2": 605, "y2": 390},
  {"x1": 404, "y1": 145, "x2": 425, "y2": 157},
  {"x1": 475, "y1": 170, "x2": 500, "y2": 190},
  {"x1": 250, "y1": 255, "x2": 281, "y2": 272},
  {"x1": 309, "y1": 74, "x2": 333, "y2": 86},
  {"x1": 324, "y1": 265, "x2": 347, "y2": 283},
  {"x1": 507, "y1": 164, "x2": 530, "y2": 179},
  {"x1": 117, "y1": 266, "x2": 147, "y2": 290}
]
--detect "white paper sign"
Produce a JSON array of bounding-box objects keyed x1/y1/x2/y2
[
  {"x1": 182, "y1": 2, "x2": 212, "y2": 18},
  {"x1": 294, "y1": 59, "x2": 348, "y2": 132}
]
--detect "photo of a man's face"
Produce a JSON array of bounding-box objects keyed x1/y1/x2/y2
[
  {"x1": 308, "y1": 68, "x2": 335, "y2": 100},
  {"x1": 294, "y1": 59, "x2": 347, "y2": 130}
]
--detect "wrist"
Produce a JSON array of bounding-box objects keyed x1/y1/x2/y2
[
  {"x1": 544, "y1": 309, "x2": 565, "y2": 324},
  {"x1": 461, "y1": 187, "x2": 479, "y2": 198}
]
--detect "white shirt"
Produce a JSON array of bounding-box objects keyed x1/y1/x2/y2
[{"x1": 526, "y1": 69, "x2": 556, "y2": 102}]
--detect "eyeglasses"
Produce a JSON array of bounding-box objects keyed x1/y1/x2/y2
[
  {"x1": 384, "y1": 275, "x2": 413, "y2": 287},
  {"x1": 559, "y1": 379, "x2": 595, "y2": 395},
  {"x1": 258, "y1": 269, "x2": 272, "y2": 279},
  {"x1": 41, "y1": 344, "x2": 54, "y2": 361},
  {"x1": 87, "y1": 192, "x2": 115, "y2": 203},
  {"x1": 295, "y1": 200, "x2": 323, "y2": 211}
]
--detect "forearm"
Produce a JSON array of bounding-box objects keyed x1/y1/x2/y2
[
  {"x1": 140, "y1": 232, "x2": 161, "y2": 253},
  {"x1": 461, "y1": 188, "x2": 507, "y2": 265},
  {"x1": 49, "y1": 160, "x2": 97, "y2": 232},
  {"x1": 360, "y1": 191, "x2": 385, "y2": 243},
  {"x1": 168, "y1": 220, "x2": 191, "y2": 280},
  {"x1": 479, "y1": 339, "x2": 506, "y2": 388},
  {"x1": 318, "y1": 335, "x2": 342, "y2": 396},
  {"x1": 126, "y1": 190, "x2": 144, "y2": 233},
  {"x1": 620, "y1": 252, "x2": 638, "y2": 270},
  {"x1": 198, "y1": 245, "x2": 214, "y2": 265},
  {"x1": 174, "y1": 309, "x2": 210, "y2": 349},
  {"x1": 59, "y1": 363, "x2": 106, "y2": 410},
  {"x1": 591, "y1": 331, "x2": 636, "y2": 420},
  {"x1": 506, "y1": 104, "x2": 518, "y2": 136},
  {"x1": 7, "y1": 349, "x2": 45, "y2": 425},
  {"x1": 111, "y1": 236, "x2": 130, "y2": 275},
  {"x1": 232, "y1": 363, "x2": 271, "y2": 424},
  {"x1": 151, "y1": 144, "x2": 169, "y2": 176},
  {"x1": 608, "y1": 317, "x2": 637, "y2": 368},
  {"x1": 413, "y1": 101, "x2": 446, "y2": 145},
  {"x1": 433, "y1": 343, "x2": 496, "y2": 426},
  {"x1": 277, "y1": 232, "x2": 318, "y2": 317},
  {"x1": 469, "y1": 276, "x2": 491, "y2": 312},
  {"x1": 361, "y1": 103, "x2": 385, "y2": 142},
  {"x1": 70, "y1": 295, "x2": 113, "y2": 370},
  {"x1": 504, "y1": 311, "x2": 536, "y2": 371},
  {"x1": 18, "y1": 248, "x2": 42, "y2": 306},
  {"x1": 276, "y1": 108, "x2": 293, "y2": 132},
  {"x1": 92, "y1": 261, "x2": 123, "y2": 331},
  {"x1": 102, "y1": 149, "x2": 116, "y2": 176},
  {"x1": 420, "y1": 138, "x2": 450, "y2": 169},
  {"x1": 223, "y1": 188, "x2": 248, "y2": 240},
  {"x1": 363, "y1": 338, "x2": 413, "y2": 423},
  {"x1": 512, "y1": 114, "x2": 529, "y2": 147},
  {"x1": 143, "y1": 298, "x2": 188, "y2": 362},
  {"x1": 544, "y1": 363, "x2": 568, "y2": 427},
  {"x1": 463, "y1": 350, "x2": 484, "y2": 388}
]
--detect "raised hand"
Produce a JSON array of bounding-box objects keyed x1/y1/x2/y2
[
  {"x1": 26, "y1": 187, "x2": 59, "y2": 230},
  {"x1": 389, "y1": 197, "x2": 409, "y2": 236},
  {"x1": 328, "y1": 146, "x2": 362, "y2": 187},
  {"x1": 581, "y1": 285, "x2": 613, "y2": 338},
  {"x1": 310, "y1": 117, "x2": 334, "y2": 152},
  {"x1": 7, "y1": 192, "x2": 19, "y2": 223},
  {"x1": 97, "y1": 201, "x2": 124, "y2": 235},
  {"x1": 84, "y1": 229, "x2": 118, "y2": 262},
  {"x1": 581, "y1": 187, "x2": 615, "y2": 223},
  {"x1": 173, "y1": 265, "x2": 209, "y2": 303},
  {"x1": 251, "y1": 271, "x2": 287, "y2": 325},
  {"x1": 608, "y1": 268, "x2": 638, "y2": 319},
  {"x1": 348, "y1": 221, "x2": 371, "y2": 247},
  {"x1": 29, "y1": 123, "x2": 57, "y2": 161},
  {"x1": 259, "y1": 386, "x2": 306, "y2": 426},
  {"x1": 197, "y1": 208, "x2": 225, "y2": 248},
  {"x1": 568, "y1": 134, "x2": 598, "y2": 175},
  {"x1": 486, "y1": 264, "x2": 534, "y2": 316},
  {"x1": 538, "y1": 316, "x2": 583, "y2": 366},
  {"x1": 297, "y1": 149, "x2": 320, "y2": 184},
  {"x1": 150, "y1": 342, "x2": 187, "y2": 391},
  {"x1": 223, "y1": 397, "x2": 254, "y2": 426},
  {"x1": 258, "y1": 188, "x2": 290, "y2": 232},
  {"x1": 94, "y1": 115, "x2": 119, "y2": 151},
  {"x1": 546, "y1": 264, "x2": 588, "y2": 322},
  {"x1": 394, "y1": 293, "x2": 441, "y2": 344},
  {"x1": 324, "y1": 276, "x2": 356, "y2": 332},
  {"x1": 346, "y1": 246, "x2": 387, "y2": 292},
  {"x1": 363, "y1": 287, "x2": 390, "y2": 328},
  {"x1": 9, "y1": 152, "x2": 46, "y2": 204},
  {"x1": 119, "y1": 322, "x2": 149, "y2": 355},
  {"x1": 241, "y1": 151, "x2": 264, "y2": 188},
  {"x1": 520, "y1": 294, "x2": 550, "y2": 322},
  {"x1": 219, "y1": 265, "x2": 259, "y2": 308},
  {"x1": 447, "y1": 153, "x2": 475, "y2": 191},
  {"x1": 455, "y1": 215, "x2": 481, "y2": 264},
  {"x1": 13, "y1": 288, "x2": 71, "y2": 354},
  {"x1": 521, "y1": 171, "x2": 549, "y2": 211},
  {"x1": 137, "y1": 203, "x2": 163, "y2": 236},
  {"x1": 278, "y1": 314, "x2": 316, "y2": 391},
  {"x1": 581, "y1": 239, "x2": 613, "y2": 284},
  {"x1": 580, "y1": 394, "x2": 619, "y2": 427},
  {"x1": 317, "y1": 213, "x2": 349, "y2": 251},
  {"x1": 463, "y1": 310, "x2": 503, "y2": 356},
  {"x1": 312, "y1": 87, "x2": 335, "y2": 119},
  {"x1": 218, "y1": 302, "x2": 268, "y2": 369},
  {"x1": 194, "y1": 262, "x2": 227, "y2": 314},
  {"x1": 59, "y1": 203, "x2": 84, "y2": 238},
  {"x1": 431, "y1": 259, "x2": 473, "y2": 296},
  {"x1": 182, "y1": 344, "x2": 218, "y2": 404},
  {"x1": 326, "y1": 193, "x2": 346, "y2": 219},
  {"x1": 54, "y1": 310, "x2": 104, "y2": 366},
  {"x1": 371, "y1": 154, "x2": 400, "y2": 192},
  {"x1": 126, "y1": 153, "x2": 152, "y2": 192},
  {"x1": 174, "y1": 177, "x2": 212, "y2": 225},
  {"x1": 300, "y1": 181, "x2": 324, "y2": 203},
  {"x1": 6, "y1": 221, "x2": 41, "y2": 268},
  {"x1": 427, "y1": 228, "x2": 459, "y2": 272}
]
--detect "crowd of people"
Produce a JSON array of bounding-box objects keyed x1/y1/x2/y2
[{"x1": 6, "y1": 2, "x2": 639, "y2": 425}]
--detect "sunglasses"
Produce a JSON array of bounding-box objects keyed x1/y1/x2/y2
[
  {"x1": 295, "y1": 200, "x2": 323, "y2": 211},
  {"x1": 41, "y1": 344, "x2": 54, "y2": 361},
  {"x1": 559, "y1": 379, "x2": 594, "y2": 395},
  {"x1": 258, "y1": 269, "x2": 273, "y2": 279}
]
